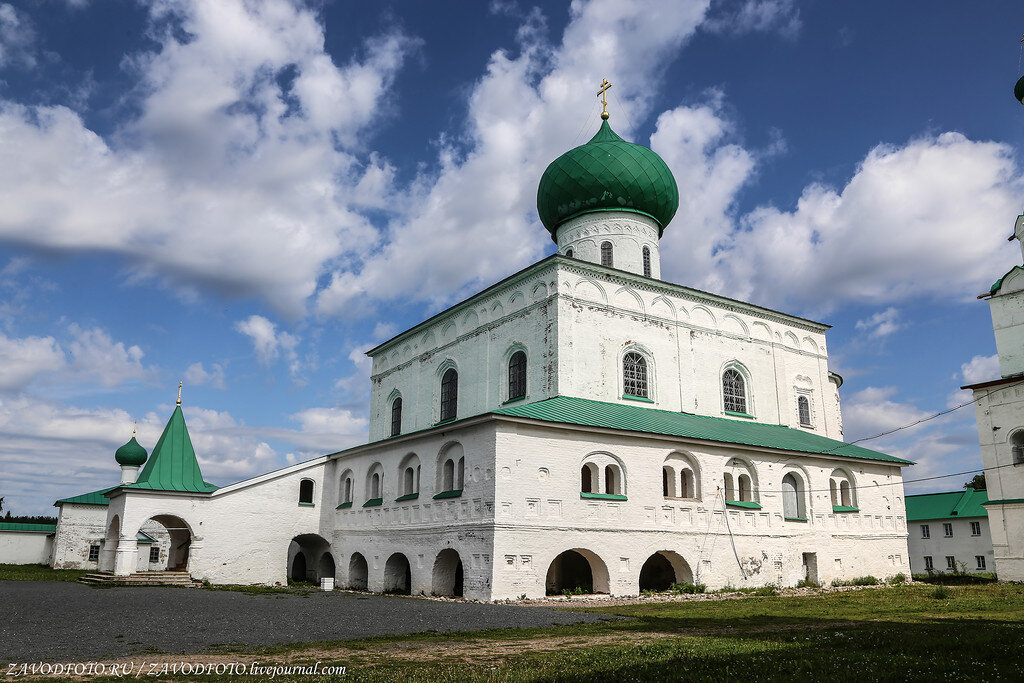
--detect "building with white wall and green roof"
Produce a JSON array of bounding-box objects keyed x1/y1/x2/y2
[
  {"x1": 48, "y1": 107, "x2": 914, "y2": 598},
  {"x1": 905, "y1": 488, "x2": 993, "y2": 575}
]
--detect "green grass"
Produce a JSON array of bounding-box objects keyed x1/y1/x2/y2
[
  {"x1": 20, "y1": 584, "x2": 1024, "y2": 681},
  {"x1": 0, "y1": 563, "x2": 91, "y2": 582}
]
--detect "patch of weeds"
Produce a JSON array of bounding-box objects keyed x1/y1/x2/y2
[
  {"x1": 561, "y1": 586, "x2": 586, "y2": 598},
  {"x1": 833, "y1": 576, "x2": 880, "y2": 587},
  {"x1": 753, "y1": 585, "x2": 778, "y2": 597},
  {"x1": 519, "y1": 594, "x2": 528, "y2": 600},
  {"x1": 796, "y1": 579, "x2": 820, "y2": 588},
  {"x1": 888, "y1": 573, "x2": 907, "y2": 585},
  {"x1": 669, "y1": 582, "x2": 707, "y2": 594},
  {"x1": 0, "y1": 564, "x2": 91, "y2": 582},
  {"x1": 931, "y1": 585, "x2": 952, "y2": 599}
]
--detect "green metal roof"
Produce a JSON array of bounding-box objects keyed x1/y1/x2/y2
[
  {"x1": 537, "y1": 120, "x2": 679, "y2": 238},
  {"x1": 905, "y1": 488, "x2": 989, "y2": 521},
  {"x1": 0, "y1": 522, "x2": 56, "y2": 533},
  {"x1": 990, "y1": 265, "x2": 1024, "y2": 294},
  {"x1": 122, "y1": 405, "x2": 218, "y2": 493},
  {"x1": 54, "y1": 487, "x2": 116, "y2": 507},
  {"x1": 492, "y1": 396, "x2": 911, "y2": 465}
]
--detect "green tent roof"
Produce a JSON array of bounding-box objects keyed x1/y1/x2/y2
[
  {"x1": 493, "y1": 396, "x2": 911, "y2": 465},
  {"x1": 122, "y1": 405, "x2": 218, "y2": 493},
  {"x1": 0, "y1": 522, "x2": 56, "y2": 533},
  {"x1": 54, "y1": 487, "x2": 117, "y2": 507},
  {"x1": 905, "y1": 488, "x2": 989, "y2": 521},
  {"x1": 536, "y1": 120, "x2": 679, "y2": 238}
]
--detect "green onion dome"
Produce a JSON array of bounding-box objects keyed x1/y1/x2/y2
[
  {"x1": 537, "y1": 119, "x2": 679, "y2": 239},
  {"x1": 1015, "y1": 75, "x2": 1024, "y2": 105},
  {"x1": 115, "y1": 436, "x2": 148, "y2": 467}
]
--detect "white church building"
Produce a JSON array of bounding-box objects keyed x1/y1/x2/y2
[{"x1": 48, "y1": 106, "x2": 912, "y2": 600}]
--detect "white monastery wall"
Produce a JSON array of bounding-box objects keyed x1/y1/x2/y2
[
  {"x1": 368, "y1": 263, "x2": 560, "y2": 441},
  {"x1": 906, "y1": 517, "x2": 993, "y2": 574},
  {"x1": 0, "y1": 530, "x2": 53, "y2": 565},
  {"x1": 490, "y1": 421, "x2": 908, "y2": 597},
  {"x1": 555, "y1": 213, "x2": 662, "y2": 279},
  {"x1": 989, "y1": 268, "x2": 1024, "y2": 377},
  {"x1": 51, "y1": 503, "x2": 107, "y2": 569}
]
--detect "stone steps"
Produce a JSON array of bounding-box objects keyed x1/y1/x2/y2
[{"x1": 79, "y1": 571, "x2": 200, "y2": 587}]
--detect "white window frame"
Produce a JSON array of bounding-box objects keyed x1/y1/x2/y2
[
  {"x1": 924, "y1": 556, "x2": 933, "y2": 571},
  {"x1": 945, "y1": 555, "x2": 956, "y2": 570},
  {"x1": 943, "y1": 522, "x2": 953, "y2": 538},
  {"x1": 971, "y1": 521, "x2": 981, "y2": 536},
  {"x1": 976, "y1": 555, "x2": 986, "y2": 570},
  {"x1": 920, "y1": 524, "x2": 930, "y2": 539}
]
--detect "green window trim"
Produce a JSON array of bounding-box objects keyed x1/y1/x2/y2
[
  {"x1": 433, "y1": 489, "x2": 463, "y2": 500},
  {"x1": 336, "y1": 501, "x2": 353, "y2": 509},
  {"x1": 832, "y1": 505, "x2": 859, "y2": 513},
  {"x1": 501, "y1": 396, "x2": 526, "y2": 406},
  {"x1": 362, "y1": 498, "x2": 383, "y2": 507},
  {"x1": 784, "y1": 516, "x2": 808, "y2": 522},
  {"x1": 725, "y1": 500, "x2": 762, "y2": 509},
  {"x1": 983, "y1": 498, "x2": 1024, "y2": 506},
  {"x1": 298, "y1": 502, "x2": 315, "y2": 507},
  {"x1": 622, "y1": 394, "x2": 654, "y2": 403},
  {"x1": 395, "y1": 493, "x2": 419, "y2": 502},
  {"x1": 724, "y1": 410, "x2": 754, "y2": 419},
  {"x1": 434, "y1": 417, "x2": 457, "y2": 427},
  {"x1": 580, "y1": 492, "x2": 628, "y2": 501}
]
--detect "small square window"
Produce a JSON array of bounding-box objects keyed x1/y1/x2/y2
[
  {"x1": 149, "y1": 546, "x2": 160, "y2": 564},
  {"x1": 920, "y1": 524, "x2": 930, "y2": 539},
  {"x1": 943, "y1": 522, "x2": 953, "y2": 537},
  {"x1": 971, "y1": 521, "x2": 981, "y2": 536},
  {"x1": 88, "y1": 545, "x2": 100, "y2": 562},
  {"x1": 946, "y1": 555, "x2": 956, "y2": 570},
  {"x1": 976, "y1": 555, "x2": 986, "y2": 570},
  {"x1": 923, "y1": 556, "x2": 933, "y2": 571}
]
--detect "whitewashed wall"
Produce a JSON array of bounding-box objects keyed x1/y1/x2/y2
[
  {"x1": 0, "y1": 530, "x2": 53, "y2": 565},
  {"x1": 51, "y1": 503, "x2": 107, "y2": 569},
  {"x1": 906, "y1": 516, "x2": 993, "y2": 574}
]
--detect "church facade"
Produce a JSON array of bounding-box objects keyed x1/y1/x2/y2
[{"x1": 49, "y1": 111, "x2": 912, "y2": 600}]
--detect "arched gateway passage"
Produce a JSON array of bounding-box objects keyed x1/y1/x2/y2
[
  {"x1": 348, "y1": 552, "x2": 368, "y2": 590},
  {"x1": 432, "y1": 549, "x2": 464, "y2": 597},
  {"x1": 143, "y1": 515, "x2": 192, "y2": 572},
  {"x1": 638, "y1": 551, "x2": 694, "y2": 592},
  {"x1": 384, "y1": 553, "x2": 412, "y2": 594},
  {"x1": 545, "y1": 549, "x2": 610, "y2": 595},
  {"x1": 288, "y1": 534, "x2": 331, "y2": 583}
]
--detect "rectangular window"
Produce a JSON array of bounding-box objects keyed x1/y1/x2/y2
[
  {"x1": 149, "y1": 546, "x2": 160, "y2": 563},
  {"x1": 920, "y1": 524, "x2": 930, "y2": 539},
  {"x1": 946, "y1": 555, "x2": 956, "y2": 570},
  {"x1": 976, "y1": 555, "x2": 986, "y2": 570},
  {"x1": 971, "y1": 521, "x2": 981, "y2": 536},
  {"x1": 943, "y1": 522, "x2": 953, "y2": 537},
  {"x1": 88, "y1": 545, "x2": 100, "y2": 562},
  {"x1": 923, "y1": 556, "x2": 933, "y2": 571}
]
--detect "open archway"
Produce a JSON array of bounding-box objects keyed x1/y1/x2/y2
[
  {"x1": 545, "y1": 549, "x2": 610, "y2": 595},
  {"x1": 99, "y1": 515, "x2": 120, "y2": 573},
  {"x1": 287, "y1": 533, "x2": 331, "y2": 583},
  {"x1": 639, "y1": 551, "x2": 693, "y2": 592},
  {"x1": 348, "y1": 552, "x2": 368, "y2": 590},
  {"x1": 137, "y1": 515, "x2": 192, "y2": 572},
  {"x1": 384, "y1": 553, "x2": 412, "y2": 594},
  {"x1": 432, "y1": 549, "x2": 464, "y2": 597}
]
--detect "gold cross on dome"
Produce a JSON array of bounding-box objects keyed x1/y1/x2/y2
[{"x1": 597, "y1": 78, "x2": 612, "y2": 120}]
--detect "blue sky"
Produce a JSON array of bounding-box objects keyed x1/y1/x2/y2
[{"x1": 1, "y1": 0, "x2": 1023, "y2": 514}]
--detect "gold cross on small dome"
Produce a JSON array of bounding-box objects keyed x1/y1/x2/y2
[{"x1": 597, "y1": 78, "x2": 612, "y2": 120}]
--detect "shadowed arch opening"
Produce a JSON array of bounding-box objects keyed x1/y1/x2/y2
[
  {"x1": 288, "y1": 533, "x2": 330, "y2": 583},
  {"x1": 318, "y1": 552, "x2": 336, "y2": 582},
  {"x1": 384, "y1": 552, "x2": 412, "y2": 594},
  {"x1": 545, "y1": 549, "x2": 610, "y2": 595},
  {"x1": 142, "y1": 514, "x2": 192, "y2": 572},
  {"x1": 348, "y1": 552, "x2": 368, "y2": 590},
  {"x1": 639, "y1": 551, "x2": 694, "y2": 592},
  {"x1": 432, "y1": 549, "x2": 464, "y2": 597}
]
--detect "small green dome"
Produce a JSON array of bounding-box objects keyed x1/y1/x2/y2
[
  {"x1": 1015, "y1": 75, "x2": 1024, "y2": 105},
  {"x1": 115, "y1": 436, "x2": 148, "y2": 467},
  {"x1": 537, "y1": 120, "x2": 679, "y2": 239}
]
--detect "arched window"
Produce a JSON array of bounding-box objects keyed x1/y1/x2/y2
[
  {"x1": 830, "y1": 469, "x2": 857, "y2": 510},
  {"x1": 830, "y1": 479, "x2": 838, "y2": 506},
  {"x1": 723, "y1": 473, "x2": 735, "y2": 501},
  {"x1": 623, "y1": 352, "x2": 648, "y2": 398},
  {"x1": 440, "y1": 368, "x2": 458, "y2": 421},
  {"x1": 642, "y1": 246, "x2": 651, "y2": 277},
  {"x1": 738, "y1": 474, "x2": 752, "y2": 502},
  {"x1": 344, "y1": 477, "x2": 352, "y2": 504},
  {"x1": 605, "y1": 465, "x2": 621, "y2": 495},
  {"x1": 443, "y1": 459, "x2": 455, "y2": 491},
  {"x1": 339, "y1": 471, "x2": 353, "y2": 505},
  {"x1": 782, "y1": 473, "x2": 805, "y2": 519},
  {"x1": 456, "y1": 456, "x2": 465, "y2": 490},
  {"x1": 840, "y1": 480, "x2": 852, "y2": 507},
  {"x1": 680, "y1": 469, "x2": 695, "y2": 499},
  {"x1": 299, "y1": 479, "x2": 314, "y2": 504},
  {"x1": 581, "y1": 463, "x2": 598, "y2": 493},
  {"x1": 391, "y1": 396, "x2": 403, "y2": 437},
  {"x1": 797, "y1": 395, "x2": 811, "y2": 426},
  {"x1": 371, "y1": 472, "x2": 381, "y2": 499},
  {"x1": 600, "y1": 241, "x2": 613, "y2": 267},
  {"x1": 1012, "y1": 431, "x2": 1024, "y2": 465},
  {"x1": 508, "y1": 351, "x2": 527, "y2": 400},
  {"x1": 662, "y1": 466, "x2": 674, "y2": 497},
  {"x1": 723, "y1": 368, "x2": 747, "y2": 414},
  {"x1": 401, "y1": 460, "x2": 420, "y2": 496},
  {"x1": 565, "y1": 248, "x2": 573, "y2": 258}
]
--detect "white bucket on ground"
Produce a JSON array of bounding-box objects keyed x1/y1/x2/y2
[{"x1": 321, "y1": 577, "x2": 335, "y2": 591}]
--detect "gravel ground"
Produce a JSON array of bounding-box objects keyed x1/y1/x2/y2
[{"x1": 0, "y1": 581, "x2": 609, "y2": 663}]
